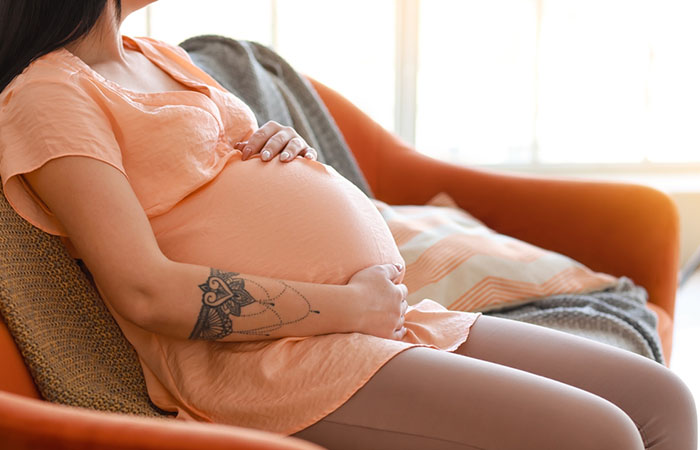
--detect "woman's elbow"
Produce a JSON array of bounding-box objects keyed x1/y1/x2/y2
[
  {"x1": 94, "y1": 260, "x2": 173, "y2": 331},
  {"x1": 107, "y1": 284, "x2": 161, "y2": 331},
  {"x1": 100, "y1": 259, "x2": 195, "y2": 336}
]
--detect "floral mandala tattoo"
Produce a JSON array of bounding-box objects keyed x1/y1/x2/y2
[{"x1": 189, "y1": 268, "x2": 318, "y2": 340}]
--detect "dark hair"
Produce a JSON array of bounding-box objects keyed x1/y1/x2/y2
[{"x1": 0, "y1": 0, "x2": 121, "y2": 92}]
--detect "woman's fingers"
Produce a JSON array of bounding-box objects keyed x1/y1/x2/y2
[
  {"x1": 399, "y1": 284, "x2": 408, "y2": 300},
  {"x1": 260, "y1": 129, "x2": 295, "y2": 161},
  {"x1": 395, "y1": 313, "x2": 406, "y2": 329},
  {"x1": 394, "y1": 296, "x2": 408, "y2": 341},
  {"x1": 300, "y1": 147, "x2": 317, "y2": 161},
  {"x1": 392, "y1": 291, "x2": 408, "y2": 340},
  {"x1": 392, "y1": 300, "x2": 408, "y2": 341},
  {"x1": 384, "y1": 263, "x2": 403, "y2": 283},
  {"x1": 279, "y1": 137, "x2": 307, "y2": 162},
  {"x1": 239, "y1": 121, "x2": 282, "y2": 159},
  {"x1": 394, "y1": 325, "x2": 407, "y2": 341}
]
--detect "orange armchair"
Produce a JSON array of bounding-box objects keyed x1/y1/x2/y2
[{"x1": 0, "y1": 79, "x2": 679, "y2": 449}]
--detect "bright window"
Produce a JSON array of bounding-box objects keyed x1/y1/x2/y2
[
  {"x1": 537, "y1": 0, "x2": 655, "y2": 164},
  {"x1": 415, "y1": 0, "x2": 537, "y2": 164}
]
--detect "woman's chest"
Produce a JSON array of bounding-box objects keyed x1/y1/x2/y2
[
  {"x1": 105, "y1": 87, "x2": 258, "y2": 215},
  {"x1": 91, "y1": 49, "x2": 191, "y2": 94}
]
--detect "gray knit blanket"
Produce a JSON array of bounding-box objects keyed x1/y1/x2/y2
[
  {"x1": 486, "y1": 278, "x2": 664, "y2": 364},
  {"x1": 179, "y1": 35, "x2": 664, "y2": 365}
]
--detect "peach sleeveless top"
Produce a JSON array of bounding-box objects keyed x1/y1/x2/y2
[{"x1": 0, "y1": 36, "x2": 480, "y2": 434}]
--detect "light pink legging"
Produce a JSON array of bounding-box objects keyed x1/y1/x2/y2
[{"x1": 293, "y1": 316, "x2": 697, "y2": 450}]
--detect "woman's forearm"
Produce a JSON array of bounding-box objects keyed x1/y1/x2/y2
[{"x1": 134, "y1": 260, "x2": 357, "y2": 342}]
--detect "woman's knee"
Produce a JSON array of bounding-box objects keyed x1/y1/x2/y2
[
  {"x1": 634, "y1": 362, "x2": 697, "y2": 449},
  {"x1": 559, "y1": 394, "x2": 644, "y2": 450},
  {"x1": 545, "y1": 348, "x2": 696, "y2": 449}
]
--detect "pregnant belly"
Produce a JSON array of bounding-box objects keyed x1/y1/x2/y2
[{"x1": 149, "y1": 156, "x2": 403, "y2": 285}]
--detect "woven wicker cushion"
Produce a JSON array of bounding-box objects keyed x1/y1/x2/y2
[{"x1": 0, "y1": 184, "x2": 165, "y2": 416}]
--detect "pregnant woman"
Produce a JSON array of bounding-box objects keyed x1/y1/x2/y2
[{"x1": 0, "y1": 1, "x2": 695, "y2": 449}]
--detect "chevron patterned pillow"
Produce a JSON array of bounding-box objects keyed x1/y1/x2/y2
[{"x1": 374, "y1": 193, "x2": 618, "y2": 313}]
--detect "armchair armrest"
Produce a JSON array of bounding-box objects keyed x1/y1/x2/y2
[
  {"x1": 309, "y1": 77, "x2": 680, "y2": 323},
  {"x1": 0, "y1": 391, "x2": 323, "y2": 450}
]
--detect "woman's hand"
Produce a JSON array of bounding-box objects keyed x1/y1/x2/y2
[
  {"x1": 346, "y1": 263, "x2": 409, "y2": 341},
  {"x1": 235, "y1": 121, "x2": 318, "y2": 162}
]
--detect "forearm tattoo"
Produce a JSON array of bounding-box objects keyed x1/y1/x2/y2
[{"x1": 189, "y1": 268, "x2": 319, "y2": 341}]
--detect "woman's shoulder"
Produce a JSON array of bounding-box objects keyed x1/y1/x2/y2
[{"x1": 0, "y1": 49, "x2": 96, "y2": 107}]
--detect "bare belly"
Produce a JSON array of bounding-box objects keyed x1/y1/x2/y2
[{"x1": 150, "y1": 156, "x2": 402, "y2": 284}]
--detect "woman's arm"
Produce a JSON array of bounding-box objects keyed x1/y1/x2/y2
[{"x1": 24, "y1": 156, "x2": 408, "y2": 342}]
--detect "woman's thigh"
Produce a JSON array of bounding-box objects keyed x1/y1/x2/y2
[
  {"x1": 457, "y1": 315, "x2": 697, "y2": 450},
  {"x1": 294, "y1": 319, "x2": 650, "y2": 449}
]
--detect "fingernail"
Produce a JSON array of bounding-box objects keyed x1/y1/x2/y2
[
  {"x1": 262, "y1": 150, "x2": 271, "y2": 160},
  {"x1": 243, "y1": 146, "x2": 253, "y2": 159},
  {"x1": 280, "y1": 151, "x2": 290, "y2": 161},
  {"x1": 305, "y1": 153, "x2": 314, "y2": 160},
  {"x1": 394, "y1": 263, "x2": 404, "y2": 271}
]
